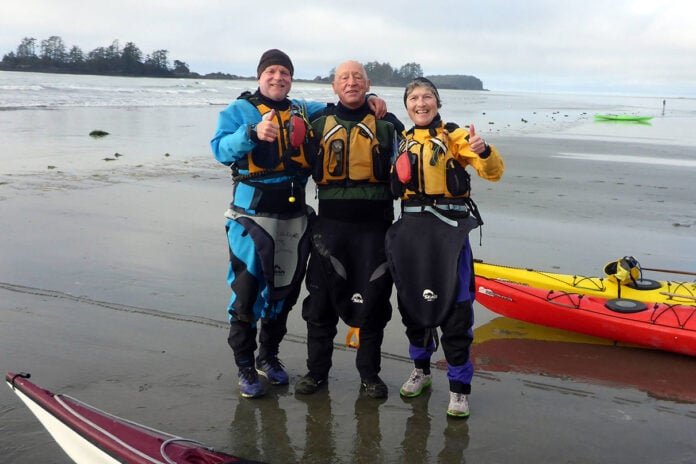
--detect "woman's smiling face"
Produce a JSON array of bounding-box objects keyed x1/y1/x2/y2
[{"x1": 405, "y1": 86, "x2": 438, "y2": 126}]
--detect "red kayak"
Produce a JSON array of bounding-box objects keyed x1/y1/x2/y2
[
  {"x1": 475, "y1": 276, "x2": 696, "y2": 357},
  {"x1": 6, "y1": 372, "x2": 262, "y2": 464}
]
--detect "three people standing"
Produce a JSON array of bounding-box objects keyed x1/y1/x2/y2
[{"x1": 212, "y1": 52, "x2": 504, "y2": 417}]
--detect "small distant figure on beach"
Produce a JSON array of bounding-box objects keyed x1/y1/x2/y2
[{"x1": 662, "y1": 99, "x2": 666, "y2": 116}]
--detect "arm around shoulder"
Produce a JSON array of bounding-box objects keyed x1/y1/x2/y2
[
  {"x1": 293, "y1": 99, "x2": 326, "y2": 120},
  {"x1": 385, "y1": 113, "x2": 405, "y2": 134}
]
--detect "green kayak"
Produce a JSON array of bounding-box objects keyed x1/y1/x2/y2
[{"x1": 594, "y1": 114, "x2": 653, "y2": 122}]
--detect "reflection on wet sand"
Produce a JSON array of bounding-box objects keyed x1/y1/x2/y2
[
  {"x1": 594, "y1": 118, "x2": 652, "y2": 126},
  {"x1": 440, "y1": 418, "x2": 470, "y2": 463},
  {"x1": 222, "y1": 315, "x2": 696, "y2": 463},
  {"x1": 398, "y1": 389, "x2": 471, "y2": 463},
  {"x1": 353, "y1": 394, "x2": 387, "y2": 462},
  {"x1": 471, "y1": 317, "x2": 696, "y2": 403},
  {"x1": 229, "y1": 382, "x2": 295, "y2": 463},
  {"x1": 399, "y1": 389, "x2": 432, "y2": 463},
  {"x1": 226, "y1": 377, "x2": 473, "y2": 463},
  {"x1": 297, "y1": 388, "x2": 337, "y2": 464}
]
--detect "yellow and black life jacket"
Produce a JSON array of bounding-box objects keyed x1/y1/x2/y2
[
  {"x1": 396, "y1": 122, "x2": 472, "y2": 200},
  {"x1": 313, "y1": 114, "x2": 391, "y2": 186},
  {"x1": 236, "y1": 92, "x2": 315, "y2": 178}
]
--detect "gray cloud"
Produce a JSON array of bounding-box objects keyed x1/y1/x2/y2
[{"x1": 2, "y1": 0, "x2": 694, "y2": 96}]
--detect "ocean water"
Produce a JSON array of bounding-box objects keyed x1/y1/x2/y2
[
  {"x1": 2, "y1": 70, "x2": 696, "y2": 174},
  {"x1": 2, "y1": 70, "x2": 694, "y2": 272}
]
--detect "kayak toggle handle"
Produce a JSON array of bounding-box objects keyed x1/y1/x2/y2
[{"x1": 10, "y1": 372, "x2": 31, "y2": 388}]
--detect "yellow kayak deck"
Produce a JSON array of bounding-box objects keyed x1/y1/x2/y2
[{"x1": 474, "y1": 260, "x2": 696, "y2": 306}]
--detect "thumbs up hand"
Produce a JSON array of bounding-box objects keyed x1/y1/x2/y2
[
  {"x1": 468, "y1": 123, "x2": 487, "y2": 155},
  {"x1": 256, "y1": 109, "x2": 280, "y2": 142}
]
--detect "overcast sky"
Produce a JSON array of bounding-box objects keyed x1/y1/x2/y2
[{"x1": 2, "y1": 0, "x2": 695, "y2": 97}]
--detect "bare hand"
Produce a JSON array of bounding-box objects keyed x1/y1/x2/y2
[
  {"x1": 368, "y1": 95, "x2": 387, "y2": 119},
  {"x1": 468, "y1": 123, "x2": 487, "y2": 154},
  {"x1": 256, "y1": 109, "x2": 280, "y2": 142}
]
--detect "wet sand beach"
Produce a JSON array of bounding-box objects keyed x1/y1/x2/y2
[{"x1": 1, "y1": 129, "x2": 696, "y2": 462}]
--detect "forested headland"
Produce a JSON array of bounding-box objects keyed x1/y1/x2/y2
[{"x1": 0, "y1": 36, "x2": 485, "y2": 90}]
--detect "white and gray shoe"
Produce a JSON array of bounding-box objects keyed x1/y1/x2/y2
[
  {"x1": 400, "y1": 368, "x2": 432, "y2": 398},
  {"x1": 447, "y1": 391, "x2": 470, "y2": 418}
]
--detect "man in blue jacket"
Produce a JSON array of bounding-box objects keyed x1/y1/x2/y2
[{"x1": 211, "y1": 50, "x2": 385, "y2": 398}]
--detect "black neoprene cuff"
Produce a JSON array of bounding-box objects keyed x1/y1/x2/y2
[
  {"x1": 479, "y1": 142, "x2": 492, "y2": 159},
  {"x1": 246, "y1": 124, "x2": 259, "y2": 143}
]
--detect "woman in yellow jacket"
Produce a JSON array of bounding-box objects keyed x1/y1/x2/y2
[{"x1": 386, "y1": 77, "x2": 504, "y2": 418}]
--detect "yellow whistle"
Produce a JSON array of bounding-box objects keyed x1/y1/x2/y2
[{"x1": 289, "y1": 181, "x2": 296, "y2": 203}]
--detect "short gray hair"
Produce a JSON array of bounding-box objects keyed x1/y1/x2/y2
[{"x1": 403, "y1": 77, "x2": 441, "y2": 108}]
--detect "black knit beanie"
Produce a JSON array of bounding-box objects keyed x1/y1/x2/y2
[{"x1": 257, "y1": 49, "x2": 294, "y2": 78}]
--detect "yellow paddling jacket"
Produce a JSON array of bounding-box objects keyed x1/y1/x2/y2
[{"x1": 394, "y1": 120, "x2": 504, "y2": 202}]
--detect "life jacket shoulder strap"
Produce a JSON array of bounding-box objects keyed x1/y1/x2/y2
[
  {"x1": 444, "y1": 122, "x2": 459, "y2": 132},
  {"x1": 236, "y1": 90, "x2": 255, "y2": 101}
]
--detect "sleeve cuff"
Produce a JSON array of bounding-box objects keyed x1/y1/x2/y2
[
  {"x1": 246, "y1": 124, "x2": 259, "y2": 143},
  {"x1": 479, "y1": 143, "x2": 492, "y2": 159}
]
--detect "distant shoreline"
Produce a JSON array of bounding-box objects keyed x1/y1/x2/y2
[{"x1": 0, "y1": 67, "x2": 487, "y2": 91}]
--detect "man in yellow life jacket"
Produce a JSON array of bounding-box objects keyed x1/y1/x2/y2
[{"x1": 295, "y1": 61, "x2": 404, "y2": 399}]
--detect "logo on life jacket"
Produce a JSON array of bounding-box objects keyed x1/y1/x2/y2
[
  {"x1": 422, "y1": 289, "x2": 438, "y2": 302},
  {"x1": 351, "y1": 293, "x2": 364, "y2": 304},
  {"x1": 274, "y1": 264, "x2": 285, "y2": 277}
]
